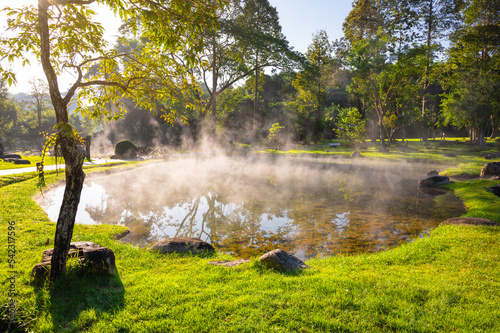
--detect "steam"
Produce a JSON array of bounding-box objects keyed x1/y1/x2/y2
[{"x1": 38, "y1": 152, "x2": 465, "y2": 258}]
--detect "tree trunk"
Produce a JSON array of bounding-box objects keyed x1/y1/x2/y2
[
  {"x1": 49, "y1": 137, "x2": 85, "y2": 281},
  {"x1": 421, "y1": 0, "x2": 433, "y2": 141},
  {"x1": 378, "y1": 116, "x2": 385, "y2": 147},
  {"x1": 490, "y1": 115, "x2": 497, "y2": 139},
  {"x1": 253, "y1": 67, "x2": 259, "y2": 133},
  {"x1": 211, "y1": 42, "x2": 218, "y2": 136}
]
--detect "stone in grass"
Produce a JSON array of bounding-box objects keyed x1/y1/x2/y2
[
  {"x1": 443, "y1": 153, "x2": 458, "y2": 158},
  {"x1": 418, "y1": 175, "x2": 450, "y2": 187},
  {"x1": 258, "y1": 249, "x2": 309, "y2": 272},
  {"x1": 440, "y1": 217, "x2": 499, "y2": 227},
  {"x1": 32, "y1": 241, "x2": 116, "y2": 285},
  {"x1": 209, "y1": 259, "x2": 251, "y2": 268},
  {"x1": 113, "y1": 227, "x2": 131, "y2": 240},
  {"x1": 480, "y1": 162, "x2": 500, "y2": 178},
  {"x1": 150, "y1": 237, "x2": 214, "y2": 255}
]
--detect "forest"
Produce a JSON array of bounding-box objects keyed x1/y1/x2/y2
[{"x1": 0, "y1": 0, "x2": 499, "y2": 152}]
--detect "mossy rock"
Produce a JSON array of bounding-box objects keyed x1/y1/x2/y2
[{"x1": 114, "y1": 140, "x2": 138, "y2": 159}]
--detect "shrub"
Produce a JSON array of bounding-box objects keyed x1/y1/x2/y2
[{"x1": 114, "y1": 140, "x2": 138, "y2": 158}]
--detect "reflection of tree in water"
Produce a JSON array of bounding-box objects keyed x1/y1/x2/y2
[{"x1": 75, "y1": 160, "x2": 465, "y2": 258}]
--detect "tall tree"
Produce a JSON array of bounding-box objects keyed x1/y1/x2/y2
[
  {"x1": 407, "y1": 0, "x2": 464, "y2": 138},
  {"x1": 28, "y1": 78, "x2": 50, "y2": 150},
  {"x1": 293, "y1": 30, "x2": 334, "y2": 142},
  {"x1": 198, "y1": 0, "x2": 297, "y2": 136},
  {"x1": 0, "y1": 0, "x2": 222, "y2": 283},
  {"x1": 440, "y1": 0, "x2": 500, "y2": 145},
  {"x1": 237, "y1": 0, "x2": 288, "y2": 131}
]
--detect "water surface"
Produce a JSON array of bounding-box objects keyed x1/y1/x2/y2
[{"x1": 39, "y1": 156, "x2": 465, "y2": 259}]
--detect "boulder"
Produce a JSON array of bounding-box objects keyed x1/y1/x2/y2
[
  {"x1": 443, "y1": 153, "x2": 458, "y2": 158},
  {"x1": 258, "y1": 249, "x2": 309, "y2": 272},
  {"x1": 418, "y1": 175, "x2": 450, "y2": 187},
  {"x1": 33, "y1": 241, "x2": 116, "y2": 284},
  {"x1": 113, "y1": 228, "x2": 131, "y2": 240},
  {"x1": 13, "y1": 159, "x2": 31, "y2": 165},
  {"x1": 1, "y1": 154, "x2": 22, "y2": 159},
  {"x1": 485, "y1": 185, "x2": 500, "y2": 198},
  {"x1": 480, "y1": 162, "x2": 500, "y2": 178},
  {"x1": 82, "y1": 246, "x2": 116, "y2": 274},
  {"x1": 426, "y1": 170, "x2": 439, "y2": 177},
  {"x1": 150, "y1": 237, "x2": 214, "y2": 255},
  {"x1": 351, "y1": 150, "x2": 361, "y2": 158},
  {"x1": 209, "y1": 259, "x2": 251, "y2": 268},
  {"x1": 440, "y1": 217, "x2": 499, "y2": 227}
]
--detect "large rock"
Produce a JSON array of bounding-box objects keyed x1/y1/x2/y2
[
  {"x1": 418, "y1": 175, "x2": 450, "y2": 187},
  {"x1": 480, "y1": 162, "x2": 500, "y2": 178},
  {"x1": 0, "y1": 153, "x2": 21, "y2": 159},
  {"x1": 258, "y1": 249, "x2": 309, "y2": 272},
  {"x1": 150, "y1": 237, "x2": 214, "y2": 255},
  {"x1": 440, "y1": 217, "x2": 499, "y2": 226},
  {"x1": 32, "y1": 241, "x2": 116, "y2": 284},
  {"x1": 485, "y1": 185, "x2": 500, "y2": 198}
]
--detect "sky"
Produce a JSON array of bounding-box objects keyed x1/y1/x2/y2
[{"x1": 1, "y1": 0, "x2": 353, "y2": 94}]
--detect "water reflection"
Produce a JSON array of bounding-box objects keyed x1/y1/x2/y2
[{"x1": 39, "y1": 157, "x2": 465, "y2": 259}]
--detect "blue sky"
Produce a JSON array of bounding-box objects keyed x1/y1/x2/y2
[{"x1": 269, "y1": 0, "x2": 353, "y2": 52}]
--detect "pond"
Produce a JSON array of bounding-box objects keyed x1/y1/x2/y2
[{"x1": 38, "y1": 155, "x2": 466, "y2": 260}]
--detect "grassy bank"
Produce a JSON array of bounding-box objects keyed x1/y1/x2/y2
[{"x1": 1, "y1": 146, "x2": 499, "y2": 332}]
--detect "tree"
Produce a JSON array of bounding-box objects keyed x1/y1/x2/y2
[
  {"x1": 334, "y1": 106, "x2": 366, "y2": 142},
  {"x1": 0, "y1": 0, "x2": 222, "y2": 283},
  {"x1": 293, "y1": 30, "x2": 334, "y2": 143},
  {"x1": 198, "y1": 0, "x2": 298, "y2": 136},
  {"x1": 0, "y1": 80, "x2": 19, "y2": 149},
  {"x1": 27, "y1": 79, "x2": 51, "y2": 150},
  {"x1": 440, "y1": 0, "x2": 500, "y2": 145}
]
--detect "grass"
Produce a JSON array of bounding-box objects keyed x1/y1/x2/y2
[
  {"x1": 0, "y1": 156, "x2": 63, "y2": 170},
  {"x1": 0, "y1": 141, "x2": 499, "y2": 332}
]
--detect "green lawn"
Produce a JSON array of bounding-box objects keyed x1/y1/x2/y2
[
  {"x1": 0, "y1": 155, "x2": 62, "y2": 170},
  {"x1": 1, "y1": 142, "x2": 499, "y2": 332}
]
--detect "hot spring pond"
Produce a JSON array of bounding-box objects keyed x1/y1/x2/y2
[{"x1": 39, "y1": 156, "x2": 465, "y2": 259}]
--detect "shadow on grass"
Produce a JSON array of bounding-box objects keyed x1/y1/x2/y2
[{"x1": 35, "y1": 264, "x2": 125, "y2": 331}]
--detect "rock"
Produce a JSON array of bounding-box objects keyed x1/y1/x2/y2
[
  {"x1": 82, "y1": 247, "x2": 116, "y2": 274},
  {"x1": 1, "y1": 154, "x2": 21, "y2": 159},
  {"x1": 30, "y1": 261, "x2": 51, "y2": 286},
  {"x1": 426, "y1": 170, "x2": 439, "y2": 177},
  {"x1": 351, "y1": 150, "x2": 361, "y2": 158},
  {"x1": 113, "y1": 228, "x2": 131, "y2": 240},
  {"x1": 440, "y1": 217, "x2": 499, "y2": 227},
  {"x1": 150, "y1": 237, "x2": 214, "y2": 255},
  {"x1": 418, "y1": 175, "x2": 450, "y2": 187},
  {"x1": 480, "y1": 162, "x2": 500, "y2": 178},
  {"x1": 13, "y1": 159, "x2": 31, "y2": 165},
  {"x1": 209, "y1": 259, "x2": 251, "y2": 267},
  {"x1": 258, "y1": 249, "x2": 309, "y2": 272},
  {"x1": 485, "y1": 185, "x2": 500, "y2": 198},
  {"x1": 35, "y1": 241, "x2": 116, "y2": 283},
  {"x1": 443, "y1": 153, "x2": 458, "y2": 158}
]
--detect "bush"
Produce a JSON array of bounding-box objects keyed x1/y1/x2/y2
[{"x1": 114, "y1": 140, "x2": 138, "y2": 158}]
